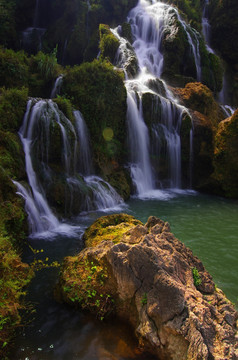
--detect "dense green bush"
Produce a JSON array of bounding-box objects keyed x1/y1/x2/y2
[
  {"x1": 0, "y1": 48, "x2": 29, "y2": 88},
  {"x1": 62, "y1": 59, "x2": 127, "y2": 162}
]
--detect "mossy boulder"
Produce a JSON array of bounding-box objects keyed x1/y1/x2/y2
[
  {"x1": 213, "y1": 109, "x2": 238, "y2": 198},
  {"x1": 173, "y1": 82, "x2": 224, "y2": 128},
  {"x1": 99, "y1": 24, "x2": 120, "y2": 63},
  {"x1": 83, "y1": 213, "x2": 143, "y2": 247},
  {"x1": 172, "y1": 82, "x2": 225, "y2": 190},
  {"x1": 57, "y1": 215, "x2": 238, "y2": 359},
  {"x1": 162, "y1": 12, "x2": 198, "y2": 84}
]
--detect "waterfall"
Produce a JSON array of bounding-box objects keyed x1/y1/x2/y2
[
  {"x1": 50, "y1": 75, "x2": 63, "y2": 98},
  {"x1": 176, "y1": 11, "x2": 202, "y2": 81},
  {"x1": 15, "y1": 100, "x2": 60, "y2": 234},
  {"x1": 201, "y1": 0, "x2": 235, "y2": 114},
  {"x1": 21, "y1": 0, "x2": 46, "y2": 53},
  {"x1": 112, "y1": 0, "x2": 193, "y2": 196},
  {"x1": 126, "y1": 84, "x2": 154, "y2": 193},
  {"x1": 16, "y1": 99, "x2": 123, "y2": 236},
  {"x1": 73, "y1": 110, "x2": 93, "y2": 176},
  {"x1": 202, "y1": 0, "x2": 215, "y2": 54}
]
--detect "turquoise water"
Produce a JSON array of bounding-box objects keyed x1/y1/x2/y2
[{"x1": 12, "y1": 192, "x2": 238, "y2": 359}]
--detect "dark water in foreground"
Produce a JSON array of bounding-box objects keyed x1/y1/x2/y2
[{"x1": 12, "y1": 191, "x2": 238, "y2": 359}]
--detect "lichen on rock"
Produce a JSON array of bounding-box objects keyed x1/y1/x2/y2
[{"x1": 57, "y1": 214, "x2": 238, "y2": 360}]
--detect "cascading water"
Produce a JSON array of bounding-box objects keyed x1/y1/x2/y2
[
  {"x1": 202, "y1": 0, "x2": 214, "y2": 54},
  {"x1": 201, "y1": 0, "x2": 235, "y2": 115},
  {"x1": 126, "y1": 84, "x2": 154, "y2": 193},
  {"x1": 14, "y1": 100, "x2": 60, "y2": 234},
  {"x1": 112, "y1": 0, "x2": 193, "y2": 196},
  {"x1": 15, "y1": 99, "x2": 123, "y2": 235},
  {"x1": 50, "y1": 75, "x2": 63, "y2": 99}
]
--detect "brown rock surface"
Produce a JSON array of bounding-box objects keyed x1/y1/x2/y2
[{"x1": 58, "y1": 215, "x2": 238, "y2": 360}]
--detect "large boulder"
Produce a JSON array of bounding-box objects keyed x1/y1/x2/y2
[{"x1": 57, "y1": 214, "x2": 238, "y2": 360}]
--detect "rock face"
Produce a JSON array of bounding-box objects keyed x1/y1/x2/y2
[{"x1": 58, "y1": 214, "x2": 238, "y2": 360}]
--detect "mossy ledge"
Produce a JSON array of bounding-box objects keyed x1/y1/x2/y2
[{"x1": 57, "y1": 214, "x2": 238, "y2": 360}]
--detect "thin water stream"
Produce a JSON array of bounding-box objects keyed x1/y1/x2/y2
[{"x1": 12, "y1": 192, "x2": 238, "y2": 359}]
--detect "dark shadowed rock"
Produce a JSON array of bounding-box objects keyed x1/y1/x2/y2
[{"x1": 57, "y1": 215, "x2": 238, "y2": 360}]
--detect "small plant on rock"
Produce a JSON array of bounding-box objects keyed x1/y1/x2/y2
[{"x1": 192, "y1": 267, "x2": 202, "y2": 288}]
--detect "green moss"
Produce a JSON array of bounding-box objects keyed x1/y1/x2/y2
[
  {"x1": 53, "y1": 96, "x2": 74, "y2": 123},
  {"x1": 58, "y1": 256, "x2": 114, "y2": 320},
  {"x1": 99, "y1": 24, "x2": 120, "y2": 62},
  {"x1": 83, "y1": 213, "x2": 143, "y2": 247},
  {"x1": 61, "y1": 59, "x2": 127, "y2": 168},
  {"x1": 199, "y1": 40, "x2": 223, "y2": 93}
]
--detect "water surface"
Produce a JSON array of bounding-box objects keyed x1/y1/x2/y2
[{"x1": 12, "y1": 192, "x2": 238, "y2": 359}]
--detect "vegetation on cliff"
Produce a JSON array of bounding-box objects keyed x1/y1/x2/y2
[{"x1": 0, "y1": 88, "x2": 34, "y2": 358}]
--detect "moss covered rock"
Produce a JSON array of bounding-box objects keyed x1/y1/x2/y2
[
  {"x1": 213, "y1": 109, "x2": 238, "y2": 198},
  {"x1": 172, "y1": 82, "x2": 225, "y2": 190},
  {"x1": 99, "y1": 24, "x2": 120, "y2": 63},
  {"x1": 83, "y1": 213, "x2": 143, "y2": 247},
  {"x1": 173, "y1": 82, "x2": 223, "y2": 127}
]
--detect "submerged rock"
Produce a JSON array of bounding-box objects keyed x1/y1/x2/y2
[{"x1": 57, "y1": 214, "x2": 238, "y2": 360}]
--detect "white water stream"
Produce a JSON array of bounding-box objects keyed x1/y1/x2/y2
[
  {"x1": 15, "y1": 100, "x2": 123, "y2": 236},
  {"x1": 112, "y1": 0, "x2": 195, "y2": 197}
]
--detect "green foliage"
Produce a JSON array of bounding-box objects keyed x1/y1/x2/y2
[
  {"x1": 0, "y1": 48, "x2": 29, "y2": 89},
  {"x1": 192, "y1": 267, "x2": 202, "y2": 288},
  {"x1": 141, "y1": 293, "x2": 147, "y2": 305},
  {"x1": 0, "y1": 87, "x2": 28, "y2": 131},
  {"x1": 60, "y1": 259, "x2": 115, "y2": 319},
  {"x1": 164, "y1": 0, "x2": 202, "y2": 30},
  {"x1": 32, "y1": 47, "x2": 58, "y2": 80},
  {"x1": 62, "y1": 59, "x2": 127, "y2": 164},
  {"x1": 0, "y1": 0, "x2": 18, "y2": 48},
  {"x1": 0, "y1": 235, "x2": 34, "y2": 358},
  {"x1": 53, "y1": 96, "x2": 74, "y2": 123}
]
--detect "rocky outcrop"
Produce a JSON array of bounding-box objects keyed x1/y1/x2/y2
[
  {"x1": 57, "y1": 214, "x2": 238, "y2": 360},
  {"x1": 213, "y1": 109, "x2": 238, "y2": 198}
]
